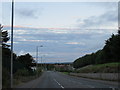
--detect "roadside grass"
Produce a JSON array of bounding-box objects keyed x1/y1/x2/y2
[
  {"x1": 76, "y1": 62, "x2": 120, "y2": 73},
  {"x1": 13, "y1": 72, "x2": 43, "y2": 87},
  {"x1": 13, "y1": 68, "x2": 43, "y2": 86},
  {"x1": 62, "y1": 72, "x2": 70, "y2": 75}
]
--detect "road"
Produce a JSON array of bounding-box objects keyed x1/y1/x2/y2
[{"x1": 16, "y1": 71, "x2": 119, "y2": 88}]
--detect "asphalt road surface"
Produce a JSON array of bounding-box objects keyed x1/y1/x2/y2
[{"x1": 16, "y1": 71, "x2": 119, "y2": 88}]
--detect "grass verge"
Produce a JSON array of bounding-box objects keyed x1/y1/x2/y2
[
  {"x1": 13, "y1": 72, "x2": 42, "y2": 87},
  {"x1": 76, "y1": 62, "x2": 120, "y2": 73},
  {"x1": 62, "y1": 72, "x2": 70, "y2": 75}
]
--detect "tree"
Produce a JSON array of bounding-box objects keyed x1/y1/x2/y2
[
  {"x1": 0, "y1": 24, "x2": 10, "y2": 48},
  {"x1": 17, "y1": 53, "x2": 36, "y2": 71},
  {"x1": 73, "y1": 30, "x2": 120, "y2": 69},
  {"x1": 94, "y1": 50, "x2": 105, "y2": 64},
  {"x1": 1, "y1": 24, "x2": 11, "y2": 87},
  {"x1": 103, "y1": 31, "x2": 120, "y2": 62},
  {"x1": 1, "y1": 24, "x2": 37, "y2": 87},
  {"x1": 1, "y1": 24, "x2": 19, "y2": 87},
  {"x1": 118, "y1": 27, "x2": 120, "y2": 35}
]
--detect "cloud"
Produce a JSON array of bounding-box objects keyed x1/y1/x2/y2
[
  {"x1": 16, "y1": 38, "x2": 59, "y2": 43},
  {"x1": 4, "y1": 23, "x2": 117, "y2": 63},
  {"x1": 4, "y1": 25, "x2": 116, "y2": 35},
  {"x1": 17, "y1": 8, "x2": 41, "y2": 19},
  {"x1": 17, "y1": 50, "x2": 27, "y2": 55},
  {"x1": 18, "y1": 39, "x2": 44, "y2": 42},
  {"x1": 76, "y1": 10, "x2": 118, "y2": 29},
  {"x1": 65, "y1": 42, "x2": 85, "y2": 45},
  {"x1": 14, "y1": 29, "x2": 29, "y2": 34},
  {"x1": 91, "y1": 2, "x2": 117, "y2": 10},
  {"x1": 11, "y1": 27, "x2": 116, "y2": 63},
  {"x1": 7, "y1": 41, "x2": 19, "y2": 44}
]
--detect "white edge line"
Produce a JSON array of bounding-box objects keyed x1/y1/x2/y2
[{"x1": 54, "y1": 79, "x2": 64, "y2": 89}]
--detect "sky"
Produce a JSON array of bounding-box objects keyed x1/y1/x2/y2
[{"x1": 1, "y1": 1, "x2": 118, "y2": 63}]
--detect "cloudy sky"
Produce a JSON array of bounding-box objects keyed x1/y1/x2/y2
[{"x1": 1, "y1": 1, "x2": 118, "y2": 63}]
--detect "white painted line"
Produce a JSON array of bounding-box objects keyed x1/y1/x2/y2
[
  {"x1": 54, "y1": 79, "x2": 64, "y2": 89},
  {"x1": 61, "y1": 86, "x2": 64, "y2": 89},
  {"x1": 112, "y1": 88, "x2": 115, "y2": 90},
  {"x1": 109, "y1": 87, "x2": 116, "y2": 90},
  {"x1": 86, "y1": 85, "x2": 95, "y2": 88}
]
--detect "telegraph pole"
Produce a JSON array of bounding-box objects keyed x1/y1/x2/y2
[{"x1": 11, "y1": 0, "x2": 14, "y2": 88}]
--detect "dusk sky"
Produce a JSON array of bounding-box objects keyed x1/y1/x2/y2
[{"x1": 1, "y1": 1, "x2": 118, "y2": 63}]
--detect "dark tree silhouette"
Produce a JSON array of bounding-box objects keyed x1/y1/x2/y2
[
  {"x1": 0, "y1": 24, "x2": 10, "y2": 48},
  {"x1": 73, "y1": 30, "x2": 120, "y2": 68},
  {"x1": 17, "y1": 53, "x2": 36, "y2": 71}
]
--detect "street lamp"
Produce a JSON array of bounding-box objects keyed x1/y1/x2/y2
[
  {"x1": 36, "y1": 45, "x2": 43, "y2": 76},
  {"x1": 42, "y1": 55, "x2": 46, "y2": 70}
]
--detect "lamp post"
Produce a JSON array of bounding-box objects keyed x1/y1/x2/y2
[
  {"x1": 42, "y1": 55, "x2": 46, "y2": 70},
  {"x1": 36, "y1": 45, "x2": 43, "y2": 76}
]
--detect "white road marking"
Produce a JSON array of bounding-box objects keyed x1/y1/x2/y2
[
  {"x1": 109, "y1": 87, "x2": 116, "y2": 90},
  {"x1": 112, "y1": 88, "x2": 115, "y2": 90},
  {"x1": 61, "y1": 86, "x2": 64, "y2": 88},
  {"x1": 86, "y1": 85, "x2": 95, "y2": 88},
  {"x1": 54, "y1": 79, "x2": 64, "y2": 89}
]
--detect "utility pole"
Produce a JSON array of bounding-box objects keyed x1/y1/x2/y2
[{"x1": 11, "y1": 0, "x2": 14, "y2": 88}]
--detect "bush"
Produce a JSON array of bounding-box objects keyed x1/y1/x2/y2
[
  {"x1": 14, "y1": 69, "x2": 30, "y2": 77},
  {"x1": 36, "y1": 67, "x2": 42, "y2": 75},
  {"x1": 2, "y1": 67, "x2": 10, "y2": 88}
]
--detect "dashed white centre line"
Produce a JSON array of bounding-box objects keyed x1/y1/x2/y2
[
  {"x1": 54, "y1": 79, "x2": 64, "y2": 89},
  {"x1": 109, "y1": 87, "x2": 116, "y2": 90},
  {"x1": 86, "y1": 85, "x2": 95, "y2": 88}
]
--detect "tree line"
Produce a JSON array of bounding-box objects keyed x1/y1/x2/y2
[
  {"x1": 1, "y1": 24, "x2": 36, "y2": 87},
  {"x1": 73, "y1": 29, "x2": 120, "y2": 68}
]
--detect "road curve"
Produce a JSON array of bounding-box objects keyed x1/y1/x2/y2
[{"x1": 16, "y1": 71, "x2": 119, "y2": 88}]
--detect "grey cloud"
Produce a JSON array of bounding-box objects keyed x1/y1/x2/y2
[
  {"x1": 13, "y1": 30, "x2": 114, "y2": 63},
  {"x1": 77, "y1": 10, "x2": 117, "y2": 28},
  {"x1": 6, "y1": 27, "x2": 117, "y2": 63},
  {"x1": 13, "y1": 28, "x2": 112, "y2": 54},
  {"x1": 100, "y1": 10, "x2": 117, "y2": 22},
  {"x1": 76, "y1": 18, "x2": 81, "y2": 23},
  {"x1": 94, "y1": 2, "x2": 117, "y2": 9},
  {"x1": 17, "y1": 8, "x2": 41, "y2": 19}
]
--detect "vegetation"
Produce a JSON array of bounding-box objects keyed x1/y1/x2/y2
[
  {"x1": 55, "y1": 68, "x2": 72, "y2": 72},
  {"x1": 1, "y1": 24, "x2": 39, "y2": 88},
  {"x1": 14, "y1": 67, "x2": 42, "y2": 85},
  {"x1": 73, "y1": 30, "x2": 120, "y2": 69},
  {"x1": 74, "y1": 62, "x2": 120, "y2": 73},
  {"x1": 1, "y1": 24, "x2": 11, "y2": 88},
  {"x1": 62, "y1": 72, "x2": 70, "y2": 75},
  {"x1": 17, "y1": 53, "x2": 36, "y2": 72},
  {"x1": 46, "y1": 64, "x2": 55, "y2": 70}
]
